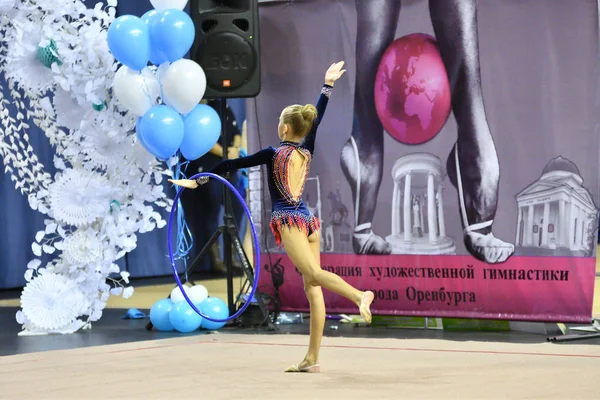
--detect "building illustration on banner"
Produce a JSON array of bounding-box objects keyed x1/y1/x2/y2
[
  {"x1": 514, "y1": 156, "x2": 599, "y2": 257},
  {"x1": 386, "y1": 153, "x2": 456, "y2": 255}
]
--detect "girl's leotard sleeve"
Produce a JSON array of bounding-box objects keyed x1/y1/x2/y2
[
  {"x1": 301, "y1": 84, "x2": 333, "y2": 155},
  {"x1": 196, "y1": 147, "x2": 275, "y2": 184}
]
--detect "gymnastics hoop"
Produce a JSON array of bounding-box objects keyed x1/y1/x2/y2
[{"x1": 168, "y1": 172, "x2": 261, "y2": 323}]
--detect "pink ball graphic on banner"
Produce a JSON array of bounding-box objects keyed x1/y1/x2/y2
[{"x1": 374, "y1": 33, "x2": 451, "y2": 145}]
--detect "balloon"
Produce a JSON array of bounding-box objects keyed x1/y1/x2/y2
[
  {"x1": 150, "y1": 10, "x2": 195, "y2": 63},
  {"x1": 162, "y1": 59, "x2": 207, "y2": 115},
  {"x1": 113, "y1": 66, "x2": 160, "y2": 116},
  {"x1": 107, "y1": 15, "x2": 150, "y2": 71},
  {"x1": 149, "y1": 299, "x2": 174, "y2": 331},
  {"x1": 200, "y1": 297, "x2": 228, "y2": 330},
  {"x1": 141, "y1": 10, "x2": 168, "y2": 66},
  {"x1": 170, "y1": 284, "x2": 190, "y2": 304},
  {"x1": 150, "y1": 0, "x2": 189, "y2": 11},
  {"x1": 374, "y1": 33, "x2": 451, "y2": 145},
  {"x1": 136, "y1": 117, "x2": 151, "y2": 152},
  {"x1": 169, "y1": 301, "x2": 203, "y2": 333},
  {"x1": 138, "y1": 105, "x2": 185, "y2": 160},
  {"x1": 188, "y1": 285, "x2": 208, "y2": 304},
  {"x1": 180, "y1": 104, "x2": 221, "y2": 160}
]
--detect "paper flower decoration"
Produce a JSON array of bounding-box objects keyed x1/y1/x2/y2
[
  {"x1": 48, "y1": 168, "x2": 112, "y2": 227},
  {"x1": 62, "y1": 229, "x2": 104, "y2": 266},
  {"x1": 20, "y1": 272, "x2": 86, "y2": 330},
  {"x1": 3, "y1": 23, "x2": 54, "y2": 96},
  {"x1": 0, "y1": 0, "x2": 17, "y2": 14},
  {"x1": 79, "y1": 124, "x2": 131, "y2": 169},
  {"x1": 53, "y1": 88, "x2": 87, "y2": 131},
  {"x1": 0, "y1": 0, "x2": 173, "y2": 335}
]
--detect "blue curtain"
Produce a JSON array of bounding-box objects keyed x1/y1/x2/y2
[{"x1": 0, "y1": 0, "x2": 247, "y2": 288}]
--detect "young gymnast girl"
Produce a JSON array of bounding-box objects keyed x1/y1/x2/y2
[{"x1": 169, "y1": 61, "x2": 374, "y2": 373}]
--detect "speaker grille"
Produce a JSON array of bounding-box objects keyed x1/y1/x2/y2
[
  {"x1": 232, "y1": 18, "x2": 249, "y2": 32},
  {"x1": 202, "y1": 19, "x2": 219, "y2": 33}
]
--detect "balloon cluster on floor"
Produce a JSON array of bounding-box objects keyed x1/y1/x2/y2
[
  {"x1": 150, "y1": 285, "x2": 229, "y2": 333},
  {"x1": 107, "y1": 0, "x2": 221, "y2": 161}
]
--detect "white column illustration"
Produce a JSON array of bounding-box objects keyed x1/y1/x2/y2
[
  {"x1": 527, "y1": 204, "x2": 534, "y2": 246},
  {"x1": 541, "y1": 201, "x2": 550, "y2": 246},
  {"x1": 427, "y1": 173, "x2": 437, "y2": 243},
  {"x1": 403, "y1": 173, "x2": 412, "y2": 242},
  {"x1": 391, "y1": 181, "x2": 399, "y2": 236},
  {"x1": 418, "y1": 198, "x2": 425, "y2": 236},
  {"x1": 566, "y1": 201, "x2": 573, "y2": 248},
  {"x1": 558, "y1": 200, "x2": 566, "y2": 247},
  {"x1": 516, "y1": 206, "x2": 523, "y2": 245},
  {"x1": 387, "y1": 153, "x2": 456, "y2": 255},
  {"x1": 437, "y1": 188, "x2": 446, "y2": 238},
  {"x1": 579, "y1": 208, "x2": 586, "y2": 246},
  {"x1": 574, "y1": 205, "x2": 581, "y2": 246}
]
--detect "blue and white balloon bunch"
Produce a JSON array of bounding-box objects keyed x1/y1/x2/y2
[
  {"x1": 149, "y1": 285, "x2": 229, "y2": 333},
  {"x1": 106, "y1": 0, "x2": 221, "y2": 161}
]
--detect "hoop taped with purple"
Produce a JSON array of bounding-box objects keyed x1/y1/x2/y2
[{"x1": 168, "y1": 172, "x2": 260, "y2": 322}]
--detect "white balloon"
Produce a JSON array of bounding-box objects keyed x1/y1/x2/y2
[
  {"x1": 112, "y1": 66, "x2": 160, "y2": 116},
  {"x1": 189, "y1": 285, "x2": 208, "y2": 304},
  {"x1": 0, "y1": 0, "x2": 16, "y2": 14},
  {"x1": 150, "y1": 0, "x2": 189, "y2": 11},
  {"x1": 170, "y1": 285, "x2": 190, "y2": 304},
  {"x1": 161, "y1": 59, "x2": 207, "y2": 115}
]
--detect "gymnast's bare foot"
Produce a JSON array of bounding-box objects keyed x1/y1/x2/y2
[
  {"x1": 341, "y1": 138, "x2": 391, "y2": 255},
  {"x1": 359, "y1": 290, "x2": 375, "y2": 324},
  {"x1": 464, "y1": 230, "x2": 514, "y2": 264},
  {"x1": 446, "y1": 143, "x2": 514, "y2": 264}
]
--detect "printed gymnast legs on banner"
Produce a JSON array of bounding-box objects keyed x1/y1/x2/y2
[
  {"x1": 280, "y1": 227, "x2": 374, "y2": 373},
  {"x1": 431, "y1": 0, "x2": 513, "y2": 263},
  {"x1": 340, "y1": 0, "x2": 401, "y2": 255},
  {"x1": 341, "y1": 0, "x2": 514, "y2": 262}
]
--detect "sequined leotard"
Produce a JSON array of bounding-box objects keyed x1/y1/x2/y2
[{"x1": 200, "y1": 84, "x2": 332, "y2": 246}]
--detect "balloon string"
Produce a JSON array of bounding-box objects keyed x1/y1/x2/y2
[
  {"x1": 170, "y1": 157, "x2": 194, "y2": 283},
  {"x1": 140, "y1": 70, "x2": 156, "y2": 109},
  {"x1": 156, "y1": 63, "x2": 167, "y2": 105}
]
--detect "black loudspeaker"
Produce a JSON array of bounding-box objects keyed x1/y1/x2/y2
[{"x1": 190, "y1": 0, "x2": 261, "y2": 99}]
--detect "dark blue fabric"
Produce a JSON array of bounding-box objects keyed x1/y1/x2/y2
[{"x1": 0, "y1": 0, "x2": 247, "y2": 288}]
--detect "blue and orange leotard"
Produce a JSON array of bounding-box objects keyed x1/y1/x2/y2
[{"x1": 199, "y1": 84, "x2": 333, "y2": 246}]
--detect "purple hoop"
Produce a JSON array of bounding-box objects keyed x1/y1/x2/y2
[{"x1": 168, "y1": 172, "x2": 261, "y2": 322}]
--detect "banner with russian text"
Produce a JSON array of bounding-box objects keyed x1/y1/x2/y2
[{"x1": 247, "y1": 0, "x2": 599, "y2": 322}]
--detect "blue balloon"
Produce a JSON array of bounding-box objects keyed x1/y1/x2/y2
[
  {"x1": 135, "y1": 117, "x2": 150, "y2": 150},
  {"x1": 200, "y1": 297, "x2": 229, "y2": 331},
  {"x1": 150, "y1": 10, "x2": 195, "y2": 63},
  {"x1": 169, "y1": 301, "x2": 203, "y2": 333},
  {"x1": 139, "y1": 105, "x2": 185, "y2": 160},
  {"x1": 107, "y1": 15, "x2": 150, "y2": 71},
  {"x1": 180, "y1": 104, "x2": 222, "y2": 160},
  {"x1": 149, "y1": 299, "x2": 174, "y2": 332},
  {"x1": 141, "y1": 10, "x2": 168, "y2": 66}
]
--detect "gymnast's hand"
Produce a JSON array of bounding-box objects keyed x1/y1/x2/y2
[
  {"x1": 325, "y1": 61, "x2": 346, "y2": 86},
  {"x1": 168, "y1": 178, "x2": 205, "y2": 189}
]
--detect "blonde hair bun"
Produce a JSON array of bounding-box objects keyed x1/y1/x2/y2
[{"x1": 301, "y1": 104, "x2": 318, "y2": 123}]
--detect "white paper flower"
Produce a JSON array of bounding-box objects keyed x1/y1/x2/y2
[
  {"x1": 62, "y1": 229, "x2": 104, "y2": 265},
  {"x1": 48, "y1": 168, "x2": 113, "y2": 227},
  {"x1": 4, "y1": 22, "x2": 55, "y2": 96},
  {"x1": 79, "y1": 124, "x2": 131, "y2": 169},
  {"x1": 53, "y1": 88, "x2": 88, "y2": 131},
  {"x1": 20, "y1": 272, "x2": 86, "y2": 330},
  {"x1": 0, "y1": 0, "x2": 17, "y2": 15}
]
